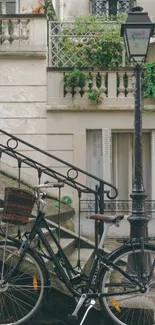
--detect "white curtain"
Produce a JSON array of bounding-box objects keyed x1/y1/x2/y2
[{"x1": 112, "y1": 132, "x2": 151, "y2": 201}]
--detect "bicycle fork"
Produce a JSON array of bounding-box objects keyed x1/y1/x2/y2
[{"x1": 68, "y1": 294, "x2": 95, "y2": 324}]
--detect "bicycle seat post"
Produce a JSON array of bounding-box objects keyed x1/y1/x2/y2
[{"x1": 98, "y1": 223, "x2": 111, "y2": 249}]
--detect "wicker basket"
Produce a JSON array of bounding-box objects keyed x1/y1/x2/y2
[{"x1": 2, "y1": 187, "x2": 36, "y2": 225}]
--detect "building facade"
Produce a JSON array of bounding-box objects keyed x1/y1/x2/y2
[
  {"x1": 0, "y1": 0, "x2": 155, "y2": 236},
  {"x1": 48, "y1": 0, "x2": 155, "y2": 236},
  {"x1": 53, "y1": 0, "x2": 155, "y2": 21}
]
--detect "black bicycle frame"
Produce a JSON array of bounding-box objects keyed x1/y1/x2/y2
[
  {"x1": 28, "y1": 211, "x2": 145, "y2": 296},
  {"x1": 3, "y1": 211, "x2": 145, "y2": 299}
]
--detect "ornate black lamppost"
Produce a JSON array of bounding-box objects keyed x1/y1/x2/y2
[
  {"x1": 121, "y1": 6, "x2": 155, "y2": 244},
  {"x1": 120, "y1": 8, "x2": 155, "y2": 325}
]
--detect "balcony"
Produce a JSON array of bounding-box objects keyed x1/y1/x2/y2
[
  {"x1": 48, "y1": 19, "x2": 155, "y2": 110},
  {"x1": 90, "y1": 0, "x2": 135, "y2": 15},
  {"x1": 0, "y1": 14, "x2": 47, "y2": 58},
  {"x1": 47, "y1": 68, "x2": 135, "y2": 110}
]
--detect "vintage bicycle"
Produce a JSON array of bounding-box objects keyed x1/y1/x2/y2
[{"x1": 0, "y1": 182, "x2": 155, "y2": 325}]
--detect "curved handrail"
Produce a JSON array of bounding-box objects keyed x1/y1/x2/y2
[{"x1": 0, "y1": 129, "x2": 118, "y2": 199}]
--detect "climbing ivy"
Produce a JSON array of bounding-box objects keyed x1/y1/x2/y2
[
  {"x1": 142, "y1": 62, "x2": 155, "y2": 98},
  {"x1": 64, "y1": 69, "x2": 88, "y2": 89},
  {"x1": 88, "y1": 89, "x2": 103, "y2": 104},
  {"x1": 64, "y1": 68, "x2": 104, "y2": 104},
  {"x1": 44, "y1": 0, "x2": 56, "y2": 20}
]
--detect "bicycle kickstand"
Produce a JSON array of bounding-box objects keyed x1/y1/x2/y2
[
  {"x1": 79, "y1": 299, "x2": 96, "y2": 325},
  {"x1": 68, "y1": 294, "x2": 87, "y2": 321}
]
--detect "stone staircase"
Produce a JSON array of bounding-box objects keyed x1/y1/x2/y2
[{"x1": 0, "y1": 130, "x2": 118, "y2": 325}]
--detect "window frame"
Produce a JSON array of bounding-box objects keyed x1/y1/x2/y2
[
  {"x1": 91, "y1": 0, "x2": 132, "y2": 16},
  {"x1": 0, "y1": 0, "x2": 19, "y2": 14}
]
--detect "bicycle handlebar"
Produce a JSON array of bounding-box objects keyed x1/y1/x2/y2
[
  {"x1": 44, "y1": 181, "x2": 64, "y2": 188},
  {"x1": 34, "y1": 181, "x2": 64, "y2": 201}
]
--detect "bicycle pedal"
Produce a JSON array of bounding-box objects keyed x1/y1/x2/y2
[{"x1": 68, "y1": 314, "x2": 78, "y2": 321}]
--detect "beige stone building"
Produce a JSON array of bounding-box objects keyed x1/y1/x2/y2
[{"x1": 0, "y1": 0, "x2": 155, "y2": 236}]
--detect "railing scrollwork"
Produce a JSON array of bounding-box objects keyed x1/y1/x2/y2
[{"x1": 0, "y1": 129, "x2": 118, "y2": 250}]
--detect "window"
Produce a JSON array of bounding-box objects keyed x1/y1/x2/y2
[
  {"x1": 0, "y1": 0, "x2": 18, "y2": 14},
  {"x1": 112, "y1": 133, "x2": 151, "y2": 201},
  {"x1": 91, "y1": 0, "x2": 134, "y2": 16}
]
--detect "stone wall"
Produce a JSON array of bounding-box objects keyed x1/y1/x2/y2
[
  {"x1": 136, "y1": 0, "x2": 155, "y2": 16},
  {"x1": 20, "y1": 0, "x2": 39, "y2": 12},
  {"x1": 63, "y1": 0, "x2": 89, "y2": 21},
  {"x1": 0, "y1": 15, "x2": 48, "y2": 185}
]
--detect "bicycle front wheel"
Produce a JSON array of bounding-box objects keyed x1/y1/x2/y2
[
  {"x1": 0, "y1": 241, "x2": 47, "y2": 325},
  {"x1": 99, "y1": 243, "x2": 155, "y2": 325}
]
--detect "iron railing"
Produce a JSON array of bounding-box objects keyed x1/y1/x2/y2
[
  {"x1": 90, "y1": 0, "x2": 135, "y2": 16},
  {"x1": 0, "y1": 129, "x2": 118, "y2": 253},
  {"x1": 81, "y1": 200, "x2": 155, "y2": 217}
]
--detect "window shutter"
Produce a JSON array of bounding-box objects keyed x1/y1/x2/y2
[
  {"x1": 86, "y1": 130, "x2": 103, "y2": 177},
  {"x1": 0, "y1": 2, "x2": 2, "y2": 13},
  {"x1": 86, "y1": 129, "x2": 103, "y2": 196},
  {"x1": 102, "y1": 128, "x2": 111, "y2": 183}
]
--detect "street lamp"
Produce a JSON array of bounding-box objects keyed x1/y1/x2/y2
[
  {"x1": 119, "y1": 8, "x2": 155, "y2": 325},
  {"x1": 121, "y1": 6, "x2": 155, "y2": 241}
]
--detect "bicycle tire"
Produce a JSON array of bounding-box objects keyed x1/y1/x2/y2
[
  {"x1": 99, "y1": 243, "x2": 155, "y2": 325},
  {"x1": 0, "y1": 240, "x2": 48, "y2": 325}
]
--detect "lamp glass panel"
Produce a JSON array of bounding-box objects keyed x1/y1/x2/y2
[{"x1": 126, "y1": 28, "x2": 150, "y2": 56}]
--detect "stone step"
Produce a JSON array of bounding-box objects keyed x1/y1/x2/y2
[
  {"x1": 52, "y1": 237, "x2": 76, "y2": 256},
  {"x1": 36, "y1": 230, "x2": 93, "y2": 273},
  {"x1": 33, "y1": 227, "x2": 56, "y2": 245},
  {"x1": 46, "y1": 246, "x2": 95, "y2": 296},
  {"x1": 0, "y1": 218, "x2": 35, "y2": 238},
  {"x1": 44, "y1": 237, "x2": 76, "y2": 261},
  {"x1": 68, "y1": 248, "x2": 94, "y2": 273}
]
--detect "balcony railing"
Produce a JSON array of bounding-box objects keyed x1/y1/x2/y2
[
  {"x1": 90, "y1": 0, "x2": 135, "y2": 16},
  {"x1": 47, "y1": 68, "x2": 134, "y2": 108},
  {"x1": 0, "y1": 14, "x2": 47, "y2": 57},
  {"x1": 0, "y1": 15, "x2": 30, "y2": 44}
]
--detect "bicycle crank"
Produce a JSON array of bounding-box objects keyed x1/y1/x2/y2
[{"x1": 68, "y1": 294, "x2": 95, "y2": 323}]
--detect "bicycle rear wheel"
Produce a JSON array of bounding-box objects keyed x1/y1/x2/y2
[
  {"x1": 99, "y1": 243, "x2": 155, "y2": 325},
  {"x1": 0, "y1": 241, "x2": 47, "y2": 325}
]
